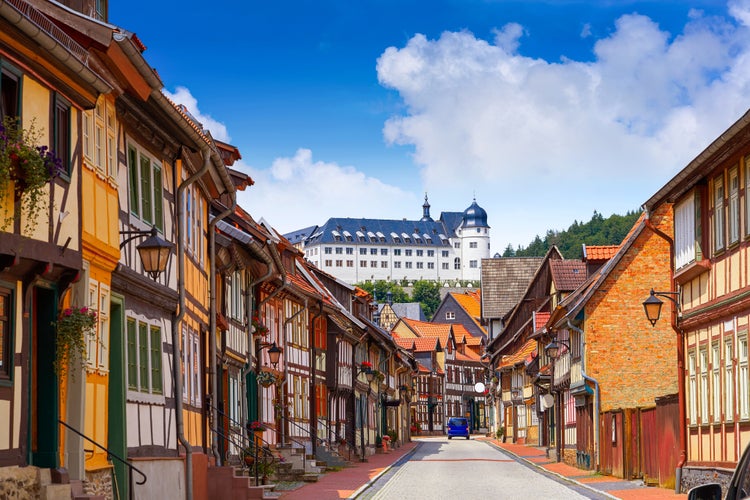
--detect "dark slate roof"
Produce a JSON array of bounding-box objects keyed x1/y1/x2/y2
[
  {"x1": 284, "y1": 225, "x2": 318, "y2": 246},
  {"x1": 439, "y1": 212, "x2": 465, "y2": 234},
  {"x1": 302, "y1": 218, "x2": 454, "y2": 246},
  {"x1": 480, "y1": 257, "x2": 544, "y2": 319},
  {"x1": 461, "y1": 200, "x2": 489, "y2": 228},
  {"x1": 390, "y1": 302, "x2": 426, "y2": 322},
  {"x1": 550, "y1": 260, "x2": 587, "y2": 292}
]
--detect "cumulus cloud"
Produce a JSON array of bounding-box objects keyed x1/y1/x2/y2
[
  {"x1": 374, "y1": 7, "x2": 750, "y2": 247},
  {"x1": 163, "y1": 86, "x2": 231, "y2": 143},
  {"x1": 236, "y1": 149, "x2": 417, "y2": 233}
]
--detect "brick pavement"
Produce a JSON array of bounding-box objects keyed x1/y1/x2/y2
[
  {"x1": 482, "y1": 437, "x2": 688, "y2": 500},
  {"x1": 278, "y1": 441, "x2": 418, "y2": 500}
]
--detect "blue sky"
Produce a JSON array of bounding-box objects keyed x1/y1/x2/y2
[{"x1": 110, "y1": 0, "x2": 747, "y2": 255}]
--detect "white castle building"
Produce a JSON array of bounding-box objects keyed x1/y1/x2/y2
[{"x1": 284, "y1": 197, "x2": 490, "y2": 285}]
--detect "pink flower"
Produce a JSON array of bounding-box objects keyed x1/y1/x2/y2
[
  {"x1": 64, "y1": 308, "x2": 73, "y2": 316},
  {"x1": 80, "y1": 306, "x2": 88, "y2": 314}
]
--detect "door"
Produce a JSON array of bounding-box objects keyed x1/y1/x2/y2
[
  {"x1": 107, "y1": 295, "x2": 127, "y2": 500},
  {"x1": 31, "y1": 286, "x2": 58, "y2": 467}
]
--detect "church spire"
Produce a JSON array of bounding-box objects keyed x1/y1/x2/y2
[{"x1": 421, "y1": 193, "x2": 433, "y2": 222}]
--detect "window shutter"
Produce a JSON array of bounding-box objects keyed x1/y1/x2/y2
[
  {"x1": 127, "y1": 319, "x2": 137, "y2": 390},
  {"x1": 139, "y1": 322, "x2": 149, "y2": 391},
  {"x1": 140, "y1": 155, "x2": 152, "y2": 224},
  {"x1": 128, "y1": 147, "x2": 139, "y2": 217},
  {"x1": 151, "y1": 326, "x2": 163, "y2": 394},
  {"x1": 153, "y1": 162, "x2": 163, "y2": 231}
]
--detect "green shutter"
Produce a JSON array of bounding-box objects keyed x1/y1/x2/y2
[
  {"x1": 128, "y1": 147, "x2": 139, "y2": 217},
  {"x1": 138, "y1": 322, "x2": 148, "y2": 392},
  {"x1": 127, "y1": 318, "x2": 137, "y2": 390},
  {"x1": 153, "y1": 163, "x2": 163, "y2": 231},
  {"x1": 150, "y1": 326, "x2": 162, "y2": 394},
  {"x1": 140, "y1": 155, "x2": 152, "y2": 224}
]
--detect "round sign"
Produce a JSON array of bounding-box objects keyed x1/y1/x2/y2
[{"x1": 474, "y1": 382, "x2": 486, "y2": 394}]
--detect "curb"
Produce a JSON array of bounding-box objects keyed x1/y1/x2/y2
[
  {"x1": 348, "y1": 442, "x2": 422, "y2": 499},
  {"x1": 482, "y1": 439, "x2": 619, "y2": 500}
]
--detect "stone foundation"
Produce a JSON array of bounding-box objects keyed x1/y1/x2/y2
[
  {"x1": 680, "y1": 465, "x2": 734, "y2": 495},
  {"x1": 562, "y1": 448, "x2": 578, "y2": 467},
  {"x1": 0, "y1": 466, "x2": 42, "y2": 500},
  {"x1": 84, "y1": 468, "x2": 114, "y2": 500}
]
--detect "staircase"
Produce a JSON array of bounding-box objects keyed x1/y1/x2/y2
[
  {"x1": 275, "y1": 444, "x2": 324, "y2": 482},
  {"x1": 35, "y1": 468, "x2": 104, "y2": 500},
  {"x1": 208, "y1": 465, "x2": 279, "y2": 499}
]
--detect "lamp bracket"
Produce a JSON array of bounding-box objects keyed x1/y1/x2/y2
[
  {"x1": 119, "y1": 226, "x2": 158, "y2": 249},
  {"x1": 650, "y1": 288, "x2": 681, "y2": 309}
]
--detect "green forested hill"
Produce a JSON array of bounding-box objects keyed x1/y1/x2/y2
[{"x1": 502, "y1": 210, "x2": 642, "y2": 259}]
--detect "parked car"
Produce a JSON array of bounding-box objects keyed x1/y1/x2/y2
[
  {"x1": 447, "y1": 417, "x2": 470, "y2": 440},
  {"x1": 688, "y1": 442, "x2": 750, "y2": 500}
]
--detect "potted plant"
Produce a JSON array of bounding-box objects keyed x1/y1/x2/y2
[
  {"x1": 251, "y1": 313, "x2": 268, "y2": 336},
  {"x1": 361, "y1": 360, "x2": 372, "y2": 370},
  {"x1": 256, "y1": 452, "x2": 280, "y2": 484},
  {"x1": 241, "y1": 444, "x2": 256, "y2": 467},
  {"x1": 0, "y1": 117, "x2": 63, "y2": 231},
  {"x1": 248, "y1": 420, "x2": 267, "y2": 433},
  {"x1": 256, "y1": 370, "x2": 277, "y2": 388},
  {"x1": 55, "y1": 306, "x2": 97, "y2": 377}
]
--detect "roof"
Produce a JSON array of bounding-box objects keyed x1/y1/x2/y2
[
  {"x1": 549, "y1": 260, "x2": 587, "y2": 292},
  {"x1": 583, "y1": 245, "x2": 619, "y2": 262},
  {"x1": 456, "y1": 350, "x2": 481, "y2": 362},
  {"x1": 451, "y1": 292, "x2": 481, "y2": 320},
  {"x1": 463, "y1": 335, "x2": 484, "y2": 347},
  {"x1": 284, "y1": 225, "x2": 318, "y2": 246},
  {"x1": 533, "y1": 312, "x2": 550, "y2": 331},
  {"x1": 481, "y1": 257, "x2": 544, "y2": 319},
  {"x1": 402, "y1": 318, "x2": 454, "y2": 347},
  {"x1": 390, "y1": 302, "x2": 426, "y2": 321},
  {"x1": 301, "y1": 217, "x2": 456, "y2": 246},
  {"x1": 497, "y1": 339, "x2": 537, "y2": 369},
  {"x1": 393, "y1": 334, "x2": 442, "y2": 353}
]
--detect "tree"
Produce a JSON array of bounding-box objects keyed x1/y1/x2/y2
[
  {"x1": 411, "y1": 280, "x2": 441, "y2": 320},
  {"x1": 502, "y1": 243, "x2": 515, "y2": 257},
  {"x1": 356, "y1": 280, "x2": 408, "y2": 303}
]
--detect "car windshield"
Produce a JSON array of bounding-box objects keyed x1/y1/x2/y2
[{"x1": 450, "y1": 418, "x2": 467, "y2": 426}]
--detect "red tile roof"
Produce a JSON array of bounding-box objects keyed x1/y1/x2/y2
[
  {"x1": 394, "y1": 334, "x2": 441, "y2": 353},
  {"x1": 456, "y1": 350, "x2": 481, "y2": 362},
  {"x1": 534, "y1": 312, "x2": 550, "y2": 331},
  {"x1": 549, "y1": 260, "x2": 587, "y2": 292},
  {"x1": 584, "y1": 245, "x2": 618, "y2": 261},
  {"x1": 402, "y1": 318, "x2": 453, "y2": 346},
  {"x1": 497, "y1": 339, "x2": 537, "y2": 369}
]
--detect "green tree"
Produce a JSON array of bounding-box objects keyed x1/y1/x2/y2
[
  {"x1": 411, "y1": 280, "x2": 441, "y2": 320},
  {"x1": 502, "y1": 243, "x2": 516, "y2": 257},
  {"x1": 356, "y1": 280, "x2": 408, "y2": 303}
]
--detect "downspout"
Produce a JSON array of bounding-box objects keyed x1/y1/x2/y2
[
  {"x1": 308, "y1": 300, "x2": 324, "y2": 456},
  {"x1": 242, "y1": 240, "x2": 276, "y2": 380},
  {"x1": 644, "y1": 209, "x2": 685, "y2": 494},
  {"x1": 173, "y1": 149, "x2": 210, "y2": 500},
  {"x1": 566, "y1": 319, "x2": 600, "y2": 472},
  {"x1": 209, "y1": 199, "x2": 236, "y2": 466}
]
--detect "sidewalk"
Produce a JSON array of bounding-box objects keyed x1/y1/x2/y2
[
  {"x1": 481, "y1": 437, "x2": 687, "y2": 500},
  {"x1": 278, "y1": 441, "x2": 419, "y2": 500}
]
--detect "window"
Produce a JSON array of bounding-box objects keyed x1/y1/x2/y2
[
  {"x1": 335, "y1": 260, "x2": 342, "y2": 267},
  {"x1": 335, "y1": 247, "x2": 342, "y2": 254},
  {"x1": 1, "y1": 64, "x2": 21, "y2": 122},
  {"x1": 442, "y1": 251, "x2": 449, "y2": 257},
  {"x1": 428, "y1": 262, "x2": 434, "y2": 269},
  {"x1": 442, "y1": 263, "x2": 449, "y2": 270},
  {"x1": 128, "y1": 143, "x2": 164, "y2": 231},
  {"x1": 381, "y1": 261, "x2": 388, "y2": 268},
  {"x1": 371, "y1": 261, "x2": 377, "y2": 268},
  {"x1": 394, "y1": 249, "x2": 401, "y2": 256},
  {"x1": 446, "y1": 312, "x2": 455, "y2": 320},
  {"x1": 405, "y1": 262, "x2": 412, "y2": 269},
  {"x1": 726, "y1": 339, "x2": 734, "y2": 421},
  {"x1": 346, "y1": 247, "x2": 353, "y2": 255},
  {"x1": 470, "y1": 260, "x2": 478, "y2": 268},
  {"x1": 346, "y1": 260, "x2": 354, "y2": 267},
  {"x1": 183, "y1": 326, "x2": 201, "y2": 406},
  {"x1": 675, "y1": 194, "x2": 699, "y2": 269},
  {"x1": 53, "y1": 95, "x2": 71, "y2": 176},
  {"x1": 712, "y1": 342, "x2": 720, "y2": 422},
  {"x1": 227, "y1": 270, "x2": 245, "y2": 322},
  {"x1": 405, "y1": 250, "x2": 412, "y2": 256},
  {"x1": 370, "y1": 248, "x2": 377, "y2": 255},
  {"x1": 86, "y1": 280, "x2": 110, "y2": 371},
  {"x1": 185, "y1": 186, "x2": 203, "y2": 261},
  {"x1": 394, "y1": 261, "x2": 401, "y2": 268},
  {"x1": 454, "y1": 242, "x2": 460, "y2": 249},
  {"x1": 470, "y1": 242, "x2": 477, "y2": 248},
  {"x1": 700, "y1": 347, "x2": 708, "y2": 423},
  {"x1": 714, "y1": 175, "x2": 725, "y2": 252},
  {"x1": 324, "y1": 247, "x2": 332, "y2": 254},
  {"x1": 739, "y1": 335, "x2": 748, "y2": 420},
  {"x1": 454, "y1": 258, "x2": 461, "y2": 270},
  {"x1": 688, "y1": 350, "x2": 697, "y2": 424},
  {"x1": 127, "y1": 317, "x2": 163, "y2": 394},
  {"x1": 416, "y1": 250, "x2": 423, "y2": 257},
  {"x1": 360, "y1": 260, "x2": 367, "y2": 267},
  {"x1": 0, "y1": 286, "x2": 11, "y2": 380},
  {"x1": 324, "y1": 259, "x2": 332, "y2": 266},
  {"x1": 416, "y1": 262, "x2": 423, "y2": 269},
  {"x1": 729, "y1": 168, "x2": 739, "y2": 245},
  {"x1": 428, "y1": 250, "x2": 434, "y2": 257},
  {"x1": 381, "y1": 249, "x2": 388, "y2": 255},
  {"x1": 359, "y1": 248, "x2": 367, "y2": 255}
]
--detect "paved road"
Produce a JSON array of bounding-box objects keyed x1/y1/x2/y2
[{"x1": 357, "y1": 437, "x2": 608, "y2": 500}]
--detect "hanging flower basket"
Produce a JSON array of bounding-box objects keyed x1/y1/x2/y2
[
  {"x1": 55, "y1": 306, "x2": 97, "y2": 377},
  {"x1": 251, "y1": 314, "x2": 269, "y2": 336},
  {"x1": 256, "y1": 370, "x2": 277, "y2": 387},
  {"x1": 361, "y1": 361, "x2": 372, "y2": 370},
  {"x1": 0, "y1": 117, "x2": 63, "y2": 230}
]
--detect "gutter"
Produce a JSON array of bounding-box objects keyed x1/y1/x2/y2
[
  {"x1": 172, "y1": 149, "x2": 210, "y2": 500},
  {"x1": 209, "y1": 199, "x2": 236, "y2": 466},
  {"x1": 566, "y1": 319, "x2": 600, "y2": 472}
]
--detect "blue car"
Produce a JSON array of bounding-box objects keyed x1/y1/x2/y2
[{"x1": 447, "y1": 417, "x2": 470, "y2": 440}]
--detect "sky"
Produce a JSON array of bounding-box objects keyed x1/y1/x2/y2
[{"x1": 109, "y1": 0, "x2": 750, "y2": 255}]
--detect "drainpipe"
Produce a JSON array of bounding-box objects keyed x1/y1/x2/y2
[
  {"x1": 209, "y1": 198, "x2": 236, "y2": 466},
  {"x1": 309, "y1": 301, "x2": 324, "y2": 455},
  {"x1": 172, "y1": 149, "x2": 210, "y2": 500},
  {"x1": 241, "y1": 241, "x2": 275, "y2": 382},
  {"x1": 566, "y1": 319, "x2": 600, "y2": 471},
  {"x1": 282, "y1": 297, "x2": 308, "y2": 446},
  {"x1": 644, "y1": 208, "x2": 685, "y2": 494}
]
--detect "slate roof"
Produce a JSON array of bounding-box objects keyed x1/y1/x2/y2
[
  {"x1": 481, "y1": 257, "x2": 544, "y2": 319},
  {"x1": 583, "y1": 245, "x2": 619, "y2": 262},
  {"x1": 390, "y1": 302, "x2": 426, "y2": 322},
  {"x1": 300, "y1": 217, "x2": 456, "y2": 246},
  {"x1": 285, "y1": 225, "x2": 318, "y2": 246},
  {"x1": 549, "y1": 260, "x2": 587, "y2": 292}
]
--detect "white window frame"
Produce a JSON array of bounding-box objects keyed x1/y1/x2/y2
[
  {"x1": 85, "y1": 279, "x2": 110, "y2": 372},
  {"x1": 128, "y1": 141, "x2": 164, "y2": 231},
  {"x1": 675, "y1": 195, "x2": 696, "y2": 269},
  {"x1": 714, "y1": 175, "x2": 725, "y2": 252},
  {"x1": 712, "y1": 342, "x2": 720, "y2": 422},
  {"x1": 729, "y1": 167, "x2": 739, "y2": 245},
  {"x1": 700, "y1": 347, "x2": 709, "y2": 424},
  {"x1": 126, "y1": 316, "x2": 164, "y2": 397},
  {"x1": 739, "y1": 335, "x2": 749, "y2": 420},
  {"x1": 688, "y1": 350, "x2": 697, "y2": 424},
  {"x1": 725, "y1": 338, "x2": 734, "y2": 422}
]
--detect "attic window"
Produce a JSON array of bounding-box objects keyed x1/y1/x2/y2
[
  {"x1": 343, "y1": 230, "x2": 353, "y2": 242},
  {"x1": 356, "y1": 231, "x2": 366, "y2": 242},
  {"x1": 401, "y1": 232, "x2": 411, "y2": 243},
  {"x1": 331, "y1": 230, "x2": 341, "y2": 242}
]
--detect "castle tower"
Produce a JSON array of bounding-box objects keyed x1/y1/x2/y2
[{"x1": 457, "y1": 198, "x2": 490, "y2": 282}]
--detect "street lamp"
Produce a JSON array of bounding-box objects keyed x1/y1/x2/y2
[
  {"x1": 358, "y1": 363, "x2": 375, "y2": 461},
  {"x1": 544, "y1": 339, "x2": 570, "y2": 359},
  {"x1": 642, "y1": 288, "x2": 680, "y2": 326},
  {"x1": 120, "y1": 226, "x2": 174, "y2": 280},
  {"x1": 259, "y1": 341, "x2": 281, "y2": 368}
]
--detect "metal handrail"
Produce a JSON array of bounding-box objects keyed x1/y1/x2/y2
[
  {"x1": 211, "y1": 423, "x2": 274, "y2": 485},
  {"x1": 279, "y1": 411, "x2": 326, "y2": 447},
  {"x1": 210, "y1": 404, "x2": 276, "y2": 451},
  {"x1": 59, "y1": 419, "x2": 146, "y2": 499}
]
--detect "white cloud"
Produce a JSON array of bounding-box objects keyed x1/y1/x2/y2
[
  {"x1": 163, "y1": 86, "x2": 231, "y2": 143},
  {"x1": 236, "y1": 149, "x2": 417, "y2": 234},
  {"x1": 376, "y1": 7, "x2": 750, "y2": 249}
]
